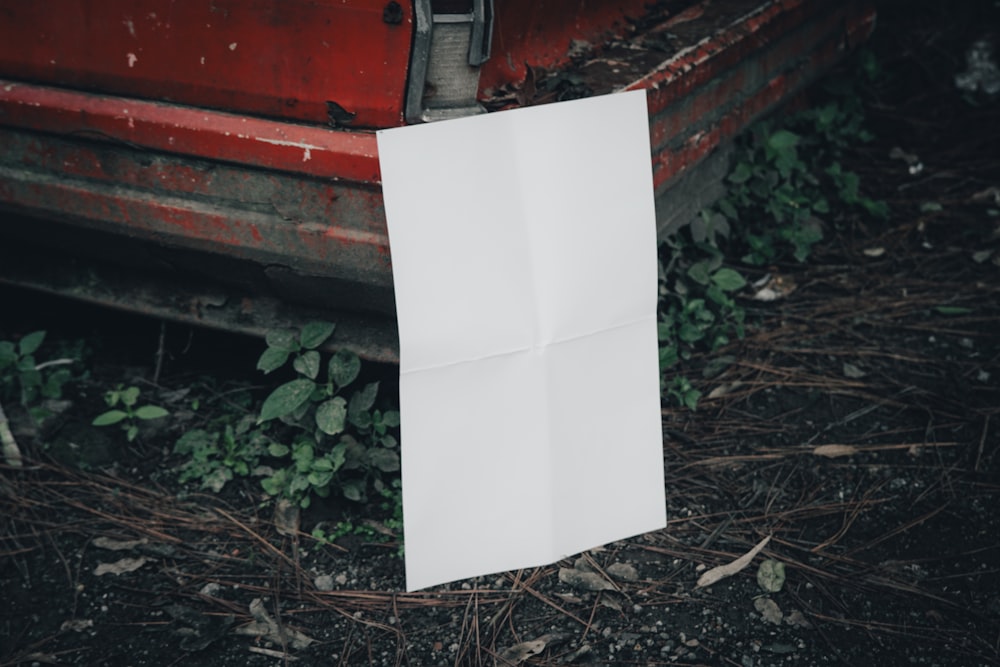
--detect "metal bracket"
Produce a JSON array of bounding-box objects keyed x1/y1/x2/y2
[{"x1": 405, "y1": 0, "x2": 494, "y2": 123}]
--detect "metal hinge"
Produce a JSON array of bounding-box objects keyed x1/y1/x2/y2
[{"x1": 405, "y1": 0, "x2": 494, "y2": 123}]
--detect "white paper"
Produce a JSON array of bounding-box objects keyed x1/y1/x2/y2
[{"x1": 377, "y1": 90, "x2": 666, "y2": 591}]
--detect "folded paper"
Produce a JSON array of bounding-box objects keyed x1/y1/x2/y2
[{"x1": 377, "y1": 89, "x2": 666, "y2": 591}]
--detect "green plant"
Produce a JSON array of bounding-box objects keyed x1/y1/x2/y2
[
  {"x1": 312, "y1": 479, "x2": 404, "y2": 556},
  {"x1": 657, "y1": 230, "x2": 746, "y2": 409},
  {"x1": 174, "y1": 414, "x2": 272, "y2": 492},
  {"x1": 92, "y1": 384, "x2": 169, "y2": 442},
  {"x1": 0, "y1": 330, "x2": 75, "y2": 414},
  {"x1": 256, "y1": 322, "x2": 400, "y2": 508},
  {"x1": 712, "y1": 58, "x2": 888, "y2": 266},
  {"x1": 657, "y1": 54, "x2": 887, "y2": 410}
]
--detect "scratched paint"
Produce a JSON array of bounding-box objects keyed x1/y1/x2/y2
[{"x1": 254, "y1": 137, "x2": 321, "y2": 162}]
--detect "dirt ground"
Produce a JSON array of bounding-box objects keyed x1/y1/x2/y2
[{"x1": 3, "y1": 1, "x2": 1000, "y2": 666}]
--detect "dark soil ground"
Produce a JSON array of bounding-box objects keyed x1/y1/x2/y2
[{"x1": 3, "y1": 2, "x2": 1000, "y2": 666}]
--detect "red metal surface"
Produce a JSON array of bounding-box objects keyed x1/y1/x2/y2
[
  {"x1": 0, "y1": 0, "x2": 412, "y2": 129},
  {"x1": 0, "y1": 80, "x2": 381, "y2": 183},
  {"x1": 0, "y1": 0, "x2": 877, "y2": 359},
  {"x1": 0, "y1": 126, "x2": 392, "y2": 297}
]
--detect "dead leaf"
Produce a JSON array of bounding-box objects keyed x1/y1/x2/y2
[
  {"x1": 750, "y1": 274, "x2": 796, "y2": 301},
  {"x1": 842, "y1": 362, "x2": 867, "y2": 379},
  {"x1": 754, "y1": 596, "x2": 783, "y2": 625},
  {"x1": 498, "y1": 639, "x2": 547, "y2": 665},
  {"x1": 60, "y1": 619, "x2": 94, "y2": 632},
  {"x1": 812, "y1": 444, "x2": 858, "y2": 458},
  {"x1": 785, "y1": 609, "x2": 813, "y2": 628},
  {"x1": 94, "y1": 556, "x2": 149, "y2": 576},
  {"x1": 756, "y1": 559, "x2": 786, "y2": 593},
  {"x1": 708, "y1": 381, "x2": 743, "y2": 399},
  {"x1": 971, "y1": 185, "x2": 1000, "y2": 204},
  {"x1": 93, "y1": 536, "x2": 148, "y2": 551},
  {"x1": 696, "y1": 535, "x2": 771, "y2": 588},
  {"x1": 598, "y1": 591, "x2": 624, "y2": 611},
  {"x1": 972, "y1": 249, "x2": 994, "y2": 263},
  {"x1": 235, "y1": 598, "x2": 314, "y2": 649},
  {"x1": 606, "y1": 562, "x2": 638, "y2": 581},
  {"x1": 558, "y1": 567, "x2": 616, "y2": 592},
  {"x1": 273, "y1": 498, "x2": 300, "y2": 537}
]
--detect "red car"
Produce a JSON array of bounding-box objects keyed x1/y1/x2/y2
[{"x1": 0, "y1": 0, "x2": 874, "y2": 361}]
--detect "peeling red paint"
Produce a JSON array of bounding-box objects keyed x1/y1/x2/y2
[{"x1": 0, "y1": 0, "x2": 876, "y2": 356}]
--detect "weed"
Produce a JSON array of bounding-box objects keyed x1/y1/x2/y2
[
  {"x1": 0, "y1": 330, "x2": 75, "y2": 417},
  {"x1": 174, "y1": 414, "x2": 272, "y2": 492},
  {"x1": 92, "y1": 384, "x2": 169, "y2": 442},
  {"x1": 312, "y1": 480, "x2": 404, "y2": 556},
  {"x1": 256, "y1": 322, "x2": 401, "y2": 508},
  {"x1": 657, "y1": 231, "x2": 746, "y2": 409},
  {"x1": 714, "y1": 56, "x2": 889, "y2": 265},
  {"x1": 657, "y1": 53, "x2": 887, "y2": 409}
]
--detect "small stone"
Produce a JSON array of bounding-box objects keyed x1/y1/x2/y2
[{"x1": 314, "y1": 575, "x2": 335, "y2": 591}]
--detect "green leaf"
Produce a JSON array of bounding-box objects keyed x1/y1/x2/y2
[
  {"x1": 311, "y1": 456, "x2": 334, "y2": 471},
  {"x1": 342, "y1": 480, "x2": 364, "y2": 502},
  {"x1": 307, "y1": 470, "x2": 333, "y2": 487},
  {"x1": 120, "y1": 386, "x2": 140, "y2": 407},
  {"x1": 268, "y1": 442, "x2": 290, "y2": 457},
  {"x1": 259, "y1": 378, "x2": 315, "y2": 423},
  {"x1": 300, "y1": 321, "x2": 335, "y2": 349},
  {"x1": 126, "y1": 425, "x2": 139, "y2": 442},
  {"x1": 19, "y1": 368, "x2": 41, "y2": 389},
  {"x1": 0, "y1": 341, "x2": 15, "y2": 370},
  {"x1": 257, "y1": 347, "x2": 290, "y2": 374},
  {"x1": 293, "y1": 350, "x2": 321, "y2": 380},
  {"x1": 292, "y1": 441, "x2": 314, "y2": 471},
  {"x1": 289, "y1": 473, "x2": 311, "y2": 494},
  {"x1": 757, "y1": 559, "x2": 786, "y2": 593},
  {"x1": 683, "y1": 389, "x2": 701, "y2": 411},
  {"x1": 678, "y1": 323, "x2": 705, "y2": 344},
  {"x1": 315, "y1": 397, "x2": 347, "y2": 436},
  {"x1": 92, "y1": 410, "x2": 128, "y2": 426},
  {"x1": 42, "y1": 368, "x2": 71, "y2": 399},
  {"x1": 135, "y1": 405, "x2": 169, "y2": 420},
  {"x1": 711, "y1": 268, "x2": 747, "y2": 292},
  {"x1": 328, "y1": 442, "x2": 348, "y2": 470},
  {"x1": 728, "y1": 161, "x2": 754, "y2": 184},
  {"x1": 347, "y1": 382, "x2": 379, "y2": 427},
  {"x1": 686, "y1": 261, "x2": 712, "y2": 286},
  {"x1": 767, "y1": 129, "x2": 800, "y2": 151},
  {"x1": 933, "y1": 306, "x2": 973, "y2": 315},
  {"x1": 659, "y1": 345, "x2": 679, "y2": 369},
  {"x1": 265, "y1": 328, "x2": 299, "y2": 352},
  {"x1": 382, "y1": 410, "x2": 400, "y2": 428},
  {"x1": 174, "y1": 429, "x2": 216, "y2": 455},
  {"x1": 328, "y1": 349, "x2": 361, "y2": 388},
  {"x1": 369, "y1": 448, "x2": 400, "y2": 472},
  {"x1": 261, "y1": 470, "x2": 288, "y2": 496},
  {"x1": 18, "y1": 331, "x2": 46, "y2": 357}
]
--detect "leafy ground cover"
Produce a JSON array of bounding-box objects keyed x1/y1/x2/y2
[{"x1": 3, "y1": 1, "x2": 1000, "y2": 665}]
